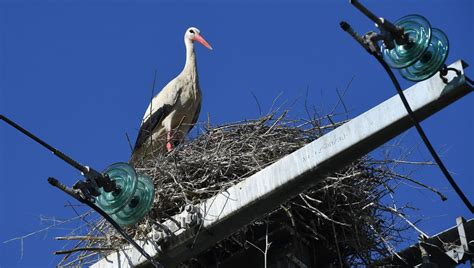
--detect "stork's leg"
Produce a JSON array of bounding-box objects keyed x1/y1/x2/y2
[{"x1": 166, "y1": 131, "x2": 173, "y2": 152}]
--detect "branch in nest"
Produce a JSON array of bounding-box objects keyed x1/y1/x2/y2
[
  {"x1": 55, "y1": 236, "x2": 107, "y2": 241},
  {"x1": 54, "y1": 247, "x2": 115, "y2": 255}
]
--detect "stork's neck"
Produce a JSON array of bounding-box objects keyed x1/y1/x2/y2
[{"x1": 183, "y1": 39, "x2": 198, "y2": 77}]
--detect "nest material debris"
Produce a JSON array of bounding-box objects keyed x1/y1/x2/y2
[{"x1": 55, "y1": 112, "x2": 435, "y2": 267}]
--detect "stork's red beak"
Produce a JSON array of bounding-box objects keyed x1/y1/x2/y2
[{"x1": 194, "y1": 33, "x2": 213, "y2": 50}]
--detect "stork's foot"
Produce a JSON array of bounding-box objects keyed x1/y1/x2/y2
[
  {"x1": 166, "y1": 142, "x2": 173, "y2": 152},
  {"x1": 166, "y1": 132, "x2": 174, "y2": 152}
]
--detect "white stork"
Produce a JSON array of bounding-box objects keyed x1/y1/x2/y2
[{"x1": 130, "y1": 27, "x2": 212, "y2": 163}]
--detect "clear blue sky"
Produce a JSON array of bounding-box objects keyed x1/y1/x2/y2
[{"x1": 0, "y1": 1, "x2": 472, "y2": 267}]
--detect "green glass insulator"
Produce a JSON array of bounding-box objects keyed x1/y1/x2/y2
[
  {"x1": 400, "y1": 28, "x2": 449, "y2": 82},
  {"x1": 95, "y1": 162, "x2": 155, "y2": 226},
  {"x1": 96, "y1": 162, "x2": 138, "y2": 214},
  {"x1": 382, "y1": 14, "x2": 432, "y2": 69},
  {"x1": 110, "y1": 175, "x2": 155, "y2": 226}
]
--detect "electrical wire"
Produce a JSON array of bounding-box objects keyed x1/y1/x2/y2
[
  {"x1": 0, "y1": 114, "x2": 88, "y2": 174},
  {"x1": 373, "y1": 55, "x2": 474, "y2": 213}
]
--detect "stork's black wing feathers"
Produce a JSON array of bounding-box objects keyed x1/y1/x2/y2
[{"x1": 133, "y1": 104, "x2": 173, "y2": 152}]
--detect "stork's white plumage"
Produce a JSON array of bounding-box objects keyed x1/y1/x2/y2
[{"x1": 130, "y1": 27, "x2": 212, "y2": 163}]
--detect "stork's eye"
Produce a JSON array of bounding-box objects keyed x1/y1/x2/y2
[{"x1": 189, "y1": 29, "x2": 195, "y2": 34}]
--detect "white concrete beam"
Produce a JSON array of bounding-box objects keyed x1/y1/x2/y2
[{"x1": 92, "y1": 60, "x2": 472, "y2": 268}]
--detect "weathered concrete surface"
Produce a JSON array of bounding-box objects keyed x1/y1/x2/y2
[{"x1": 91, "y1": 60, "x2": 472, "y2": 268}]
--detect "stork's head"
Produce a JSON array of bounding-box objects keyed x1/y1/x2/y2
[{"x1": 185, "y1": 27, "x2": 213, "y2": 50}]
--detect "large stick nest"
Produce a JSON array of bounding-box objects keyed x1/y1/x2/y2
[{"x1": 56, "y1": 112, "x2": 432, "y2": 267}]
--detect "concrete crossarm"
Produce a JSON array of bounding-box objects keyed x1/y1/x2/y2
[{"x1": 92, "y1": 60, "x2": 472, "y2": 268}]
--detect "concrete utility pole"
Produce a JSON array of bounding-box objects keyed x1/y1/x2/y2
[{"x1": 92, "y1": 60, "x2": 472, "y2": 268}]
